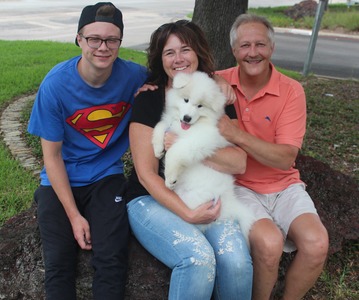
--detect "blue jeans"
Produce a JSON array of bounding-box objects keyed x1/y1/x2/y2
[{"x1": 127, "y1": 195, "x2": 253, "y2": 300}]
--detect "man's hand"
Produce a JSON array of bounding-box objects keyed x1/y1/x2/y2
[
  {"x1": 218, "y1": 115, "x2": 240, "y2": 144},
  {"x1": 135, "y1": 83, "x2": 158, "y2": 97},
  {"x1": 71, "y1": 215, "x2": 92, "y2": 250}
]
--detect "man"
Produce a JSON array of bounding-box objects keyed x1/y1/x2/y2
[
  {"x1": 216, "y1": 14, "x2": 329, "y2": 300},
  {"x1": 28, "y1": 2, "x2": 147, "y2": 299}
]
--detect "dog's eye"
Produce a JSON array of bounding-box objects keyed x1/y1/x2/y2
[
  {"x1": 184, "y1": 98, "x2": 189, "y2": 103},
  {"x1": 197, "y1": 104, "x2": 203, "y2": 108}
]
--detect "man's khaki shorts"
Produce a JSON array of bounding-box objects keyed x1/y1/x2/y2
[{"x1": 234, "y1": 183, "x2": 318, "y2": 252}]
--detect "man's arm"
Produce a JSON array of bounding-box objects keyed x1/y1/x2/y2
[
  {"x1": 203, "y1": 146, "x2": 247, "y2": 175},
  {"x1": 218, "y1": 115, "x2": 299, "y2": 170},
  {"x1": 164, "y1": 129, "x2": 247, "y2": 175},
  {"x1": 41, "y1": 138, "x2": 92, "y2": 250}
]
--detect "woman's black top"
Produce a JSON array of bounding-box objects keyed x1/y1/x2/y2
[{"x1": 124, "y1": 87, "x2": 236, "y2": 202}]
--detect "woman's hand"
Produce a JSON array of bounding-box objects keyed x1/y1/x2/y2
[
  {"x1": 185, "y1": 199, "x2": 222, "y2": 224},
  {"x1": 213, "y1": 74, "x2": 237, "y2": 104},
  {"x1": 164, "y1": 131, "x2": 177, "y2": 151}
]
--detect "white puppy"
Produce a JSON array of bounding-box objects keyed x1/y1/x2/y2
[{"x1": 152, "y1": 71, "x2": 255, "y2": 246}]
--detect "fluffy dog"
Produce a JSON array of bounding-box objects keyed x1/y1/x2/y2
[{"x1": 152, "y1": 71, "x2": 255, "y2": 246}]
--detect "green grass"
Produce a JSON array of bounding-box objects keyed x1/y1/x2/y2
[
  {"x1": 302, "y1": 78, "x2": 359, "y2": 178},
  {"x1": 248, "y1": 4, "x2": 359, "y2": 32},
  {"x1": 313, "y1": 240, "x2": 359, "y2": 300},
  {"x1": 0, "y1": 40, "x2": 146, "y2": 107},
  {"x1": 0, "y1": 143, "x2": 39, "y2": 223},
  {"x1": 188, "y1": 4, "x2": 359, "y2": 33},
  {"x1": 0, "y1": 41, "x2": 79, "y2": 106}
]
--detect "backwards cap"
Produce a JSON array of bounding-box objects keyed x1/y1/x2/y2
[{"x1": 75, "y1": 2, "x2": 124, "y2": 46}]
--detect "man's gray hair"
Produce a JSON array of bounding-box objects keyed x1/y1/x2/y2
[{"x1": 229, "y1": 14, "x2": 275, "y2": 48}]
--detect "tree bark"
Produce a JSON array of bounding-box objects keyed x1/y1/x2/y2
[{"x1": 192, "y1": 0, "x2": 248, "y2": 70}]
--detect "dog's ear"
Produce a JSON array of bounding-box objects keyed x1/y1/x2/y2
[
  {"x1": 209, "y1": 90, "x2": 227, "y2": 113},
  {"x1": 173, "y1": 72, "x2": 192, "y2": 89},
  {"x1": 192, "y1": 72, "x2": 227, "y2": 113}
]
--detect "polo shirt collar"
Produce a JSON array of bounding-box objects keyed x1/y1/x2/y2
[
  {"x1": 265, "y1": 62, "x2": 281, "y2": 97},
  {"x1": 237, "y1": 62, "x2": 281, "y2": 101}
]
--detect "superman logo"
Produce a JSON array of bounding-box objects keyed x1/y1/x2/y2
[{"x1": 66, "y1": 102, "x2": 130, "y2": 149}]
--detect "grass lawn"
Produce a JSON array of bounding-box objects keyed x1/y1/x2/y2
[{"x1": 249, "y1": 3, "x2": 359, "y2": 33}]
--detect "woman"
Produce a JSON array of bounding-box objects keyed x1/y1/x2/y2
[{"x1": 126, "y1": 20, "x2": 252, "y2": 300}]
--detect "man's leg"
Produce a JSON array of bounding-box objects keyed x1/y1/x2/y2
[
  {"x1": 233, "y1": 186, "x2": 284, "y2": 300},
  {"x1": 282, "y1": 213, "x2": 328, "y2": 300},
  {"x1": 85, "y1": 174, "x2": 130, "y2": 300},
  {"x1": 250, "y1": 219, "x2": 284, "y2": 300},
  {"x1": 35, "y1": 186, "x2": 78, "y2": 300}
]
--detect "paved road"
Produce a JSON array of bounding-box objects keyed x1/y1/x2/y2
[
  {"x1": 0, "y1": 0, "x2": 196, "y2": 49},
  {"x1": 272, "y1": 29, "x2": 359, "y2": 79},
  {"x1": 1, "y1": 0, "x2": 358, "y2": 78}
]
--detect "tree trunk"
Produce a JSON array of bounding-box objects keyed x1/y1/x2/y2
[{"x1": 192, "y1": 0, "x2": 248, "y2": 70}]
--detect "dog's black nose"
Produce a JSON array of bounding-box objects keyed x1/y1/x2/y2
[{"x1": 183, "y1": 115, "x2": 192, "y2": 123}]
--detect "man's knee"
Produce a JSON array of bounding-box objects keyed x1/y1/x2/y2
[
  {"x1": 250, "y1": 220, "x2": 284, "y2": 268},
  {"x1": 298, "y1": 227, "x2": 329, "y2": 266}
]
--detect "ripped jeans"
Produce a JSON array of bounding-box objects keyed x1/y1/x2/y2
[{"x1": 127, "y1": 195, "x2": 253, "y2": 300}]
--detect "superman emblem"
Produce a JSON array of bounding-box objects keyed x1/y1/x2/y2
[{"x1": 66, "y1": 102, "x2": 130, "y2": 149}]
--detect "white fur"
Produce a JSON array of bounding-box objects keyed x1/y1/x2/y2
[{"x1": 152, "y1": 71, "x2": 255, "y2": 247}]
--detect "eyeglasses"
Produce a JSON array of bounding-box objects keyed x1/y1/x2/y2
[{"x1": 79, "y1": 34, "x2": 122, "y2": 50}]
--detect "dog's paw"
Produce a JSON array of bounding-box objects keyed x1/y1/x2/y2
[
  {"x1": 153, "y1": 143, "x2": 165, "y2": 159},
  {"x1": 164, "y1": 169, "x2": 178, "y2": 190},
  {"x1": 165, "y1": 177, "x2": 177, "y2": 190}
]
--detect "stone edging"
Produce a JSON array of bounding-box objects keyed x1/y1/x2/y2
[{"x1": 0, "y1": 94, "x2": 41, "y2": 177}]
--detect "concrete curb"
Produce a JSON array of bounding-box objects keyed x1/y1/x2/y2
[
  {"x1": 274, "y1": 26, "x2": 359, "y2": 40},
  {"x1": 0, "y1": 94, "x2": 41, "y2": 177}
]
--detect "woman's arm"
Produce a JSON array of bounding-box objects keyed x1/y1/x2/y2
[{"x1": 130, "y1": 122, "x2": 221, "y2": 224}]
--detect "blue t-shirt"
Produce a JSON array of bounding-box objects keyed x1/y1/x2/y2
[{"x1": 28, "y1": 55, "x2": 147, "y2": 187}]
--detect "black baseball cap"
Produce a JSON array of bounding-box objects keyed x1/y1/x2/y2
[{"x1": 75, "y1": 2, "x2": 124, "y2": 46}]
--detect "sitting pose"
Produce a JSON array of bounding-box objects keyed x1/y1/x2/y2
[
  {"x1": 216, "y1": 14, "x2": 329, "y2": 300},
  {"x1": 27, "y1": 3, "x2": 147, "y2": 299},
  {"x1": 125, "y1": 20, "x2": 253, "y2": 300}
]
